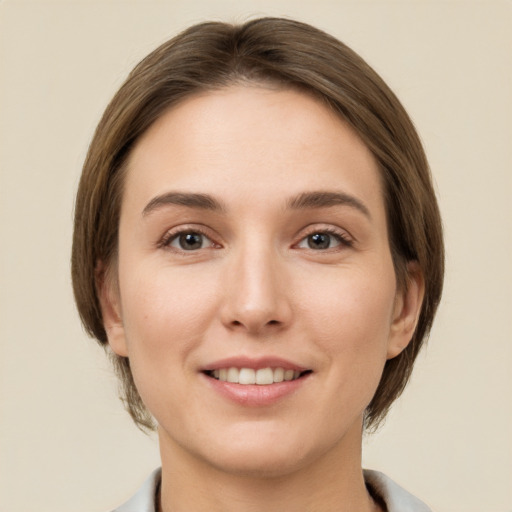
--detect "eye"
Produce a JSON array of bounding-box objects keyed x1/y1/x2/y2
[
  {"x1": 296, "y1": 230, "x2": 351, "y2": 250},
  {"x1": 166, "y1": 231, "x2": 215, "y2": 251}
]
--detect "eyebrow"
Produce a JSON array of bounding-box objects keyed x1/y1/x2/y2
[
  {"x1": 142, "y1": 190, "x2": 370, "y2": 219},
  {"x1": 142, "y1": 192, "x2": 225, "y2": 217},
  {"x1": 287, "y1": 191, "x2": 371, "y2": 218}
]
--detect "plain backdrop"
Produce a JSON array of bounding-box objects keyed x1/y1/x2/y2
[{"x1": 0, "y1": 1, "x2": 511, "y2": 511}]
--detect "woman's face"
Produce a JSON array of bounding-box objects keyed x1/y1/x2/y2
[{"x1": 102, "y1": 86, "x2": 421, "y2": 476}]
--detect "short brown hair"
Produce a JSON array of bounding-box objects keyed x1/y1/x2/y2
[{"x1": 72, "y1": 17, "x2": 444, "y2": 431}]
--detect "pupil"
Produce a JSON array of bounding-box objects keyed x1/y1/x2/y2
[
  {"x1": 308, "y1": 233, "x2": 330, "y2": 249},
  {"x1": 180, "y1": 233, "x2": 202, "y2": 250}
]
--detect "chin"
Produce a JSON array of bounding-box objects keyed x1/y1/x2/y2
[
  {"x1": 188, "y1": 423, "x2": 332, "y2": 479},
  {"x1": 207, "y1": 445, "x2": 311, "y2": 479}
]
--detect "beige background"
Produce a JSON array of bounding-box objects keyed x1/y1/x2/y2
[{"x1": 0, "y1": 1, "x2": 511, "y2": 511}]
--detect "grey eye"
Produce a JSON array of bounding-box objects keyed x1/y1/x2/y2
[
  {"x1": 298, "y1": 232, "x2": 341, "y2": 250},
  {"x1": 308, "y1": 233, "x2": 330, "y2": 249},
  {"x1": 170, "y1": 232, "x2": 208, "y2": 250}
]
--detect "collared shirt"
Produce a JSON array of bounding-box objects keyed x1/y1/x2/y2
[{"x1": 112, "y1": 468, "x2": 432, "y2": 512}]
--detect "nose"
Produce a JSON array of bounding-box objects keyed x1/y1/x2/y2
[{"x1": 220, "y1": 243, "x2": 293, "y2": 336}]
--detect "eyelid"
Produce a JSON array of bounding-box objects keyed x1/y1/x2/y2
[
  {"x1": 293, "y1": 224, "x2": 354, "y2": 250},
  {"x1": 156, "y1": 223, "x2": 353, "y2": 252},
  {"x1": 158, "y1": 224, "x2": 222, "y2": 251}
]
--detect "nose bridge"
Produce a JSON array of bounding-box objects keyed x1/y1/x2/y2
[{"x1": 221, "y1": 233, "x2": 291, "y2": 333}]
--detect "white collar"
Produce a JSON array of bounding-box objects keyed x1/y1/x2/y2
[
  {"x1": 113, "y1": 467, "x2": 432, "y2": 512},
  {"x1": 364, "y1": 469, "x2": 432, "y2": 512}
]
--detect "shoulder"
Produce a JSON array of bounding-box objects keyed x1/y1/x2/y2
[
  {"x1": 364, "y1": 469, "x2": 433, "y2": 512},
  {"x1": 110, "y1": 468, "x2": 161, "y2": 512}
]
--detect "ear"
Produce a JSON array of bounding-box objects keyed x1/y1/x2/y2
[
  {"x1": 96, "y1": 262, "x2": 129, "y2": 357},
  {"x1": 387, "y1": 261, "x2": 425, "y2": 359}
]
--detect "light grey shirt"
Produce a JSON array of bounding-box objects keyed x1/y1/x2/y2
[{"x1": 113, "y1": 467, "x2": 432, "y2": 512}]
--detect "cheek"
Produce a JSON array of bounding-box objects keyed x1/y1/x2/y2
[
  {"x1": 118, "y1": 261, "x2": 220, "y2": 365},
  {"x1": 116, "y1": 262, "x2": 224, "y2": 421},
  {"x1": 299, "y1": 264, "x2": 396, "y2": 368}
]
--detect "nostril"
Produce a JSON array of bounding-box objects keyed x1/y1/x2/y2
[{"x1": 226, "y1": 315, "x2": 285, "y2": 333}]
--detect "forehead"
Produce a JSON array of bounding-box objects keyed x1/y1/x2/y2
[{"x1": 123, "y1": 85, "x2": 384, "y2": 217}]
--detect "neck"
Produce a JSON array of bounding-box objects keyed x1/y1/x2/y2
[{"x1": 157, "y1": 420, "x2": 381, "y2": 512}]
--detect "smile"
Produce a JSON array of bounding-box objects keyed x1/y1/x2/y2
[{"x1": 206, "y1": 367, "x2": 310, "y2": 385}]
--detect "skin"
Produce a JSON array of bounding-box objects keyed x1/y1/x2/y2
[{"x1": 100, "y1": 85, "x2": 424, "y2": 512}]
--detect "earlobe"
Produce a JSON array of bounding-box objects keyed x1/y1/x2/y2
[
  {"x1": 387, "y1": 261, "x2": 425, "y2": 359},
  {"x1": 96, "y1": 262, "x2": 129, "y2": 357}
]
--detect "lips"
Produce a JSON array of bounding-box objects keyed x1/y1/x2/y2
[{"x1": 202, "y1": 357, "x2": 312, "y2": 405}]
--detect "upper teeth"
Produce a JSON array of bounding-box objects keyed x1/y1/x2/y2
[{"x1": 211, "y1": 367, "x2": 301, "y2": 385}]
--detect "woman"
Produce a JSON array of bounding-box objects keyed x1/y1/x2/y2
[{"x1": 72, "y1": 17, "x2": 443, "y2": 512}]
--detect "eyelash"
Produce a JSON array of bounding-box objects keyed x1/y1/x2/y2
[
  {"x1": 158, "y1": 226, "x2": 219, "y2": 252},
  {"x1": 295, "y1": 227, "x2": 354, "y2": 251},
  {"x1": 158, "y1": 226, "x2": 353, "y2": 253}
]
